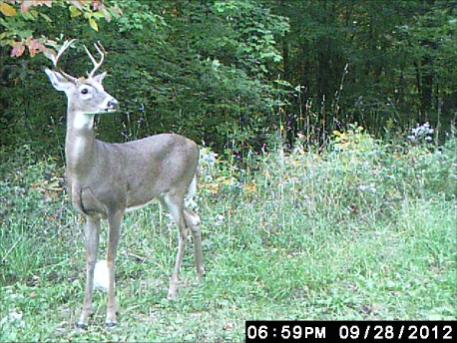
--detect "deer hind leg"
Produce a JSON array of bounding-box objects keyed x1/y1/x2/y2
[
  {"x1": 163, "y1": 193, "x2": 188, "y2": 301},
  {"x1": 183, "y1": 209, "x2": 205, "y2": 279},
  {"x1": 105, "y1": 210, "x2": 123, "y2": 327},
  {"x1": 77, "y1": 215, "x2": 100, "y2": 329}
]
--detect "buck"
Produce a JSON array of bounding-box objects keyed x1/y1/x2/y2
[{"x1": 44, "y1": 40, "x2": 205, "y2": 328}]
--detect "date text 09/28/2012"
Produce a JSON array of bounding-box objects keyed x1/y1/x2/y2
[{"x1": 246, "y1": 321, "x2": 455, "y2": 342}]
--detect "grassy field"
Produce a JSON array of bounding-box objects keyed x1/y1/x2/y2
[{"x1": 1, "y1": 128, "x2": 456, "y2": 341}]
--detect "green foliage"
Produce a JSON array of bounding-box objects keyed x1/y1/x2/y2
[
  {"x1": 0, "y1": 145, "x2": 68, "y2": 284},
  {"x1": 1, "y1": 132, "x2": 455, "y2": 340},
  {"x1": 2, "y1": 0, "x2": 457, "y2": 154},
  {"x1": 249, "y1": 126, "x2": 456, "y2": 229},
  {"x1": 89, "y1": 0, "x2": 290, "y2": 152},
  {"x1": 213, "y1": 0, "x2": 288, "y2": 74}
]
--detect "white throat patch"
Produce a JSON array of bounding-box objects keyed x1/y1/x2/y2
[{"x1": 73, "y1": 112, "x2": 94, "y2": 130}]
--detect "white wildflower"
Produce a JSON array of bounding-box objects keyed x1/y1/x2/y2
[
  {"x1": 214, "y1": 214, "x2": 225, "y2": 226},
  {"x1": 0, "y1": 309, "x2": 25, "y2": 328},
  {"x1": 408, "y1": 122, "x2": 434, "y2": 144},
  {"x1": 358, "y1": 184, "x2": 377, "y2": 194}
]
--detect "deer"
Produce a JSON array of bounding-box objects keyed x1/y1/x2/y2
[{"x1": 44, "y1": 40, "x2": 205, "y2": 329}]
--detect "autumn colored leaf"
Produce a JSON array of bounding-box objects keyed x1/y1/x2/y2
[
  {"x1": 11, "y1": 41, "x2": 25, "y2": 58},
  {"x1": 0, "y1": 2, "x2": 17, "y2": 16},
  {"x1": 21, "y1": 1, "x2": 31, "y2": 13},
  {"x1": 92, "y1": 0, "x2": 102, "y2": 11},
  {"x1": 20, "y1": 0, "x2": 53, "y2": 13},
  {"x1": 27, "y1": 38, "x2": 45, "y2": 57}
]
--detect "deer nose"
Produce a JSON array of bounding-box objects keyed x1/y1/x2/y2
[{"x1": 107, "y1": 99, "x2": 119, "y2": 110}]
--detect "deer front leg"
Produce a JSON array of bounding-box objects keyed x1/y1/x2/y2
[
  {"x1": 105, "y1": 210, "x2": 123, "y2": 327},
  {"x1": 77, "y1": 215, "x2": 100, "y2": 329}
]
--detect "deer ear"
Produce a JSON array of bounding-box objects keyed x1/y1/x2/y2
[
  {"x1": 92, "y1": 71, "x2": 107, "y2": 84},
  {"x1": 45, "y1": 68, "x2": 74, "y2": 92}
]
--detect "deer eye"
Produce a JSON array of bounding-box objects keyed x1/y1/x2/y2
[{"x1": 81, "y1": 88, "x2": 89, "y2": 95}]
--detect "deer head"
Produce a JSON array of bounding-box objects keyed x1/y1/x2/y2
[{"x1": 44, "y1": 40, "x2": 119, "y2": 117}]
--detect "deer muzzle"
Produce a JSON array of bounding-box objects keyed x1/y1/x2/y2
[
  {"x1": 106, "y1": 98, "x2": 119, "y2": 111},
  {"x1": 107, "y1": 99, "x2": 119, "y2": 110}
]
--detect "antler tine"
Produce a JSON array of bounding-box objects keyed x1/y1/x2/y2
[
  {"x1": 44, "y1": 39, "x2": 78, "y2": 82},
  {"x1": 95, "y1": 41, "x2": 106, "y2": 54},
  {"x1": 84, "y1": 41, "x2": 105, "y2": 78},
  {"x1": 59, "y1": 69, "x2": 78, "y2": 82},
  {"x1": 49, "y1": 39, "x2": 76, "y2": 68}
]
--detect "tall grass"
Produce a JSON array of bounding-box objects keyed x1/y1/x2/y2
[{"x1": 1, "y1": 128, "x2": 456, "y2": 341}]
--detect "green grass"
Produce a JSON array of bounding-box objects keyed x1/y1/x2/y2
[{"x1": 1, "y1": 130, "x2": 456, "y2": 341}]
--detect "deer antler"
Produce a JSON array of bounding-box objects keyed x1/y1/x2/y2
[
  {"x1": 84, "y1": 41, "x2": 105, "y2": 78},
  {"x1": 44, "y1": 39, "x2": 78, "y2": 82}
]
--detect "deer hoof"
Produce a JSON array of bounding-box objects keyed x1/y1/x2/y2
[
  {"x1": 105, "y1": 321, "x2": 117, "y2": 329},
  {"x1": 198, "y1": 268, "x2": 206, "y2": 279},
  {"x1": 167, "y1": 292, "x2": 178, "y2": 301}
]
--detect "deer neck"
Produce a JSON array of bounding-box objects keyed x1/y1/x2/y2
[{"x1": 65, "y1": 108, "x2": 97, "y2": 178}]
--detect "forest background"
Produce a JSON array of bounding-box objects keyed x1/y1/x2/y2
[{"x1": 1, "y1": 0, "x2": 456, "y2": 153}]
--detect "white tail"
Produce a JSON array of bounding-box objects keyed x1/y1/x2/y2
[
  {"x1": 93, "y1": 260, "x2": 109, "y2": 291},
  {"x1": 44, "y1": 40, "x2": 205, "y2": 329}
]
